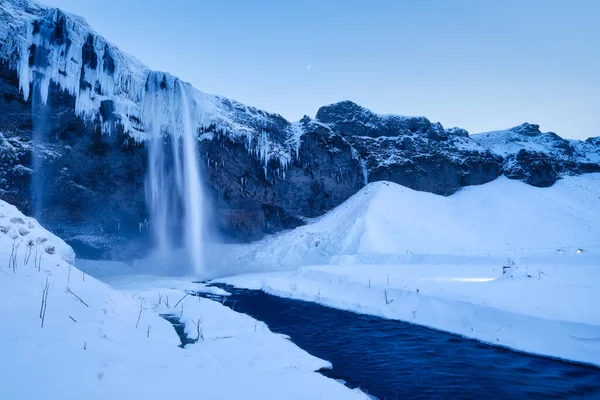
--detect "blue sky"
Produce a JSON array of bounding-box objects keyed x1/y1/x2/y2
[{"x1": 43, "y1": 0, "x2": 599, "y2": 139}]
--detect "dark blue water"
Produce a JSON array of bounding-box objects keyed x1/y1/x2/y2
[{"x1": 197, "y1": 284, "x2": 600, "y2": 400}]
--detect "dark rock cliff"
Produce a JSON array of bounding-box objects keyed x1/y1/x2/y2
[{"x1": 316, "y1": 101, "x2": 503, "y2": 195}]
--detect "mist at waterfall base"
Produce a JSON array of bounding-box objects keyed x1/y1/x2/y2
[{"x1": 140, "y1": 75, "x2": 211, "y2": 277}]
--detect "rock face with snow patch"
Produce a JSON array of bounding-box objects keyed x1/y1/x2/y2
[
  {"x1": 471, "y1": 123, "x2": 600, "y2": 187},
  {"x1": 0, "y1": 0, "x2": 363, "y2": 256},
  {"x1": 316, "y1": 101, "x2": 502, "y2": 195}
]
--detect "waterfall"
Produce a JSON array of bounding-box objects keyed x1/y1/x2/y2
[
  {"x1": 30, "y1": 76, "x2": 47, "y2": 220},
  {"x1": 178, "y1": 82, "x2": 205, "y2": 275},
  {"x1": 144, "y1": 74, "x2": 205, "y2": 275}
]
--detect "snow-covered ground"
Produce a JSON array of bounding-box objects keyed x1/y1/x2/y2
[
  {"x1": 0, "y1": 200, "x2": 367, "y2": 400},
  {"x1": 212, "y1": 174, "x2": 600, "y2": 367},
  {"x1": 211, "y1": 173, "x2": 600, "y2": 275},
  {"x1": 3, "y1": 173, "x2": 599, "y2": 398}
]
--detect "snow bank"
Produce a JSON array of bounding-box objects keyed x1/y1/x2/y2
[
  {"x1": 219, "y1": 261, "x2": 600, "y2": 367},
  {"x1": 213, "y1": 173, "x2": 600, "y2": 274},
  {"x1": 0, "y1": 199, "x2": 366, "y2": 399}
]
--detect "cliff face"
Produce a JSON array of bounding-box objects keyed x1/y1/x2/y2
[
  {"x1": 316, "y1": 101, "x2": 503, "y2": 195},
  {"x1": 0, "y1": 0, "x2": 363, "y2": 257},
  {"x1": 0, "y1": 0, "x2": 598, "y2": 258}
]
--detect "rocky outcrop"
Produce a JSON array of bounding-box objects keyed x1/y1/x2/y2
[
  {"x1": 316, "y1": 102, "x2": 503, "y2": 195},
  {"x1": 472, "y1": 123, "x2": 600, "y2": 187},
  {"x1": 199, "y1": 116, "x2": 364, "y2": 242}
]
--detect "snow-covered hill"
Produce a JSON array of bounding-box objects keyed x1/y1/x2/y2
[
  {"x1": 0, "y1": 199, "x2": 367, "y2": 399},
  {"x1": 216, "y1": 174, "x2": 600, "y2": 367},
  {"x1": 214, "y1": 173, "x2": 600, "y2": 274}
]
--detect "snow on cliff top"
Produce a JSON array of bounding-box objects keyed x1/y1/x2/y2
[
  {"x1": 0, "y1": 0, "x2": 299, "y2": 168},
  {"x1": 215, "y1": 173, "x2": 600, "y2": 273},
  {"x1": 471, "y1": 123, "x2": 574, "y2": 158}
]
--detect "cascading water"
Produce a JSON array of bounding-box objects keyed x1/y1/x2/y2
[
  {"x1": 178, "y1": 82, "x2": 205, "y2": 274},
  {"x1": 30, "y1": 75, "x2": 47, "y2": 220},
  {"x1": 26, "y1": 20, "x2": 56, "y2": 220},
  {"x1": 143, "y1": 73, "x2": 205, "y2": 275}
]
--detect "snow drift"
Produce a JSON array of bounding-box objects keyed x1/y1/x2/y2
[{"x1": 214, "y1": 173, "x2": 600, "y2": 274}]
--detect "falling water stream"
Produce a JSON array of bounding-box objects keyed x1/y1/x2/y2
[
  {"x1": 177, "y1": 81, "x2": 204, "y2": 275},
  {"x1": 144, "y1": 75, "x2": 205, "y2": 275}
]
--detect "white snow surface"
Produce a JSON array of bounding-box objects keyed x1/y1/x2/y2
[
  {"x1": 0, "y1": 199, "x2": 367, "y2": 400},
  {"x1": 212, "y1": 173, "x2": 600, "y2": 366},
  {"x1": 212, "y1": 173, "x2": 600, "y2": 275}
]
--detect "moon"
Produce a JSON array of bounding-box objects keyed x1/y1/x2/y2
[{"x1": 307, "y1": 65, "x2": 311, "y2": 70}]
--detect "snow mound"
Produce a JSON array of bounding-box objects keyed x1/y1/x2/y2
[
  {"x1": 215, "y1": 173, "x2": 600, "y2": 273},
  {"x1": 0, "y1": 200, "x2": 74, "y2": 265}
]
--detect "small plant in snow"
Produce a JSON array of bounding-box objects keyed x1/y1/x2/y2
[
  {"x1": 39, "y1": 278, "x2": 52, "y2": 328},
  {"x1": 173, "y1": 293, "x2": 189, "y2": 309},
  {"x1": 24, "y1": 240, "x2": 33, "y2": 266},
  {"x1": 384, "y1": 289, "x2": 393, "y2": 305},
  {"x1": 135, "y1": 298, "x2": 145, "y2": 329},
  {"x1": 66, "y1": 287, "x2": 89, "y2": 307},
  {"x1": 289, "y1": 282, "x2": 298, "y2": 292},
  {"x1": 8, "y1": 238, "x2": 19, "y2": 273},
  {"x1": 192, "y1": 317, "x2": 204, "y2": 342},
  {"x1": 147, "y1": 325, "x2": 152, "y2": 338}
]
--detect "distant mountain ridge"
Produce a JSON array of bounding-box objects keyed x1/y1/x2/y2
[{"x1": 0, "y1": 0, "x2": 598, "y2": 257}]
